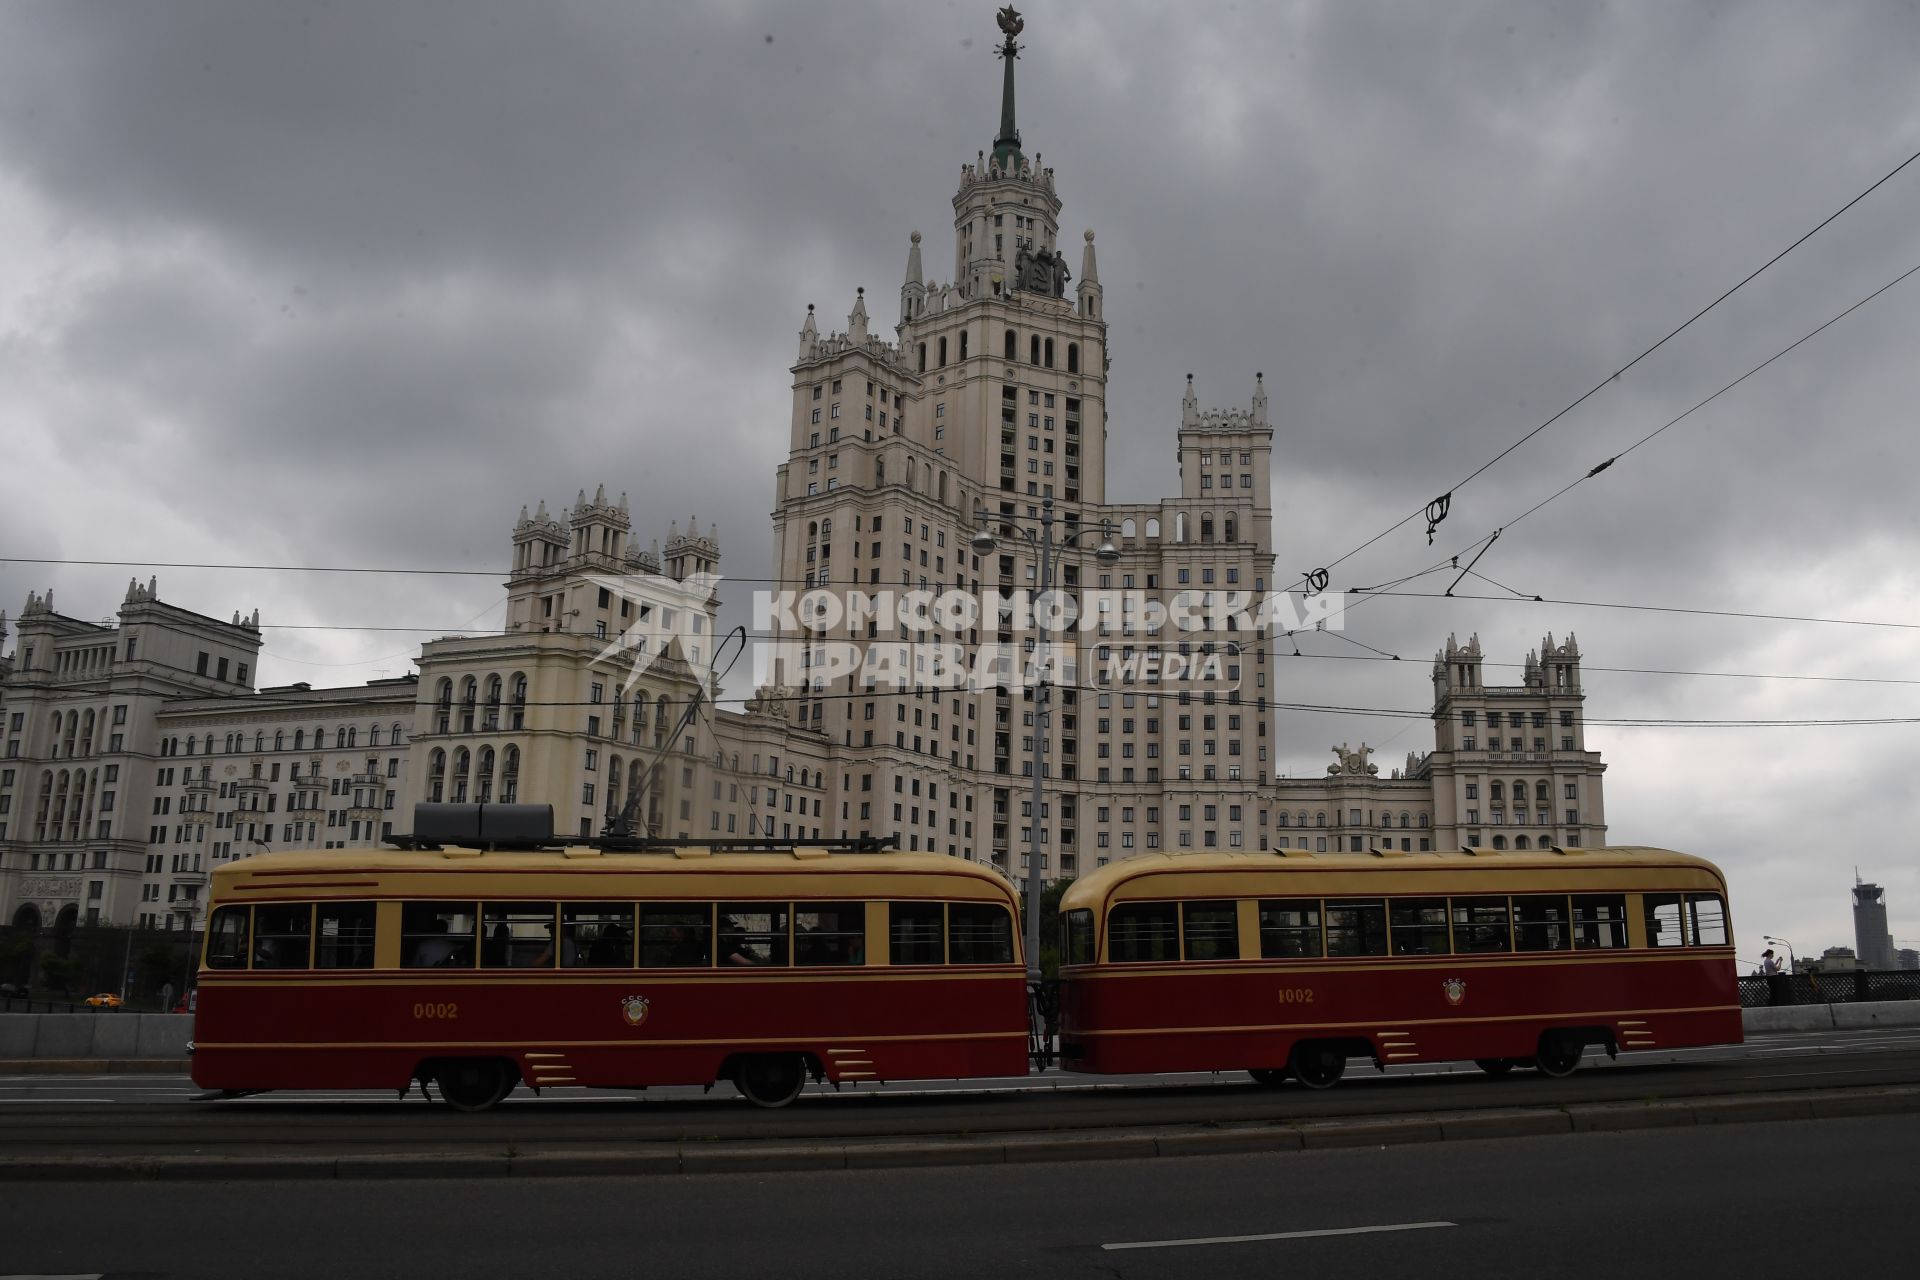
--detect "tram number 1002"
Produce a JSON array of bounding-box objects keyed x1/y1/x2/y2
[
  {"x1": 1277, "y1": 988, "x2": 1316, "y2": 1005},
  {"x1": 412, "y1": 1001, "x2": 459, "y2": 1020}
]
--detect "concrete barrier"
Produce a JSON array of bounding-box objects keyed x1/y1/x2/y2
[
  {"x1": 0, "y1": 1012, "x2": 192, "y2": 1060},
  {"x1": 135, "y1": 1014, "x2": 192, "y2": 1057},
  {"x1": 1830, "y1": 1001, "x2": 1920, "y2": 1030},
  {"x1": 32, "y1": 1016, "x2": 97, "y2": 1058},
  {"x1": 1742, "y1": 999, "x2": 1920, "y2": 1035},
  {"x1": 1742, "y1": 1004, "x2": 1835, "y2": 1033},
  {"x1": 0, "y1": 1016, "x2": 38, "y2": 1059}
]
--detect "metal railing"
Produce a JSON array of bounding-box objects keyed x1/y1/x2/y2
[
  {"x1": 1737, "y1": 969, "x2": 1920, "y2": 1008},
  {"x1": 1028, "y1": 978, "x2": 1060, "y2": 1071}
]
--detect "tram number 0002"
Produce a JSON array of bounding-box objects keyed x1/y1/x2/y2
[
  {"x1": 1277, "y1": 988, "x2": 1315, "y2": 1005},
  {"x1": 412, "y1": 1002, "x2": 459, "y2": 1020}
]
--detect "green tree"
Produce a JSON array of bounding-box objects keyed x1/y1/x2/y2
[
  {"x1": 135, "y1": 943, "x2": 180, "y2": 997},
  {"x1": 0, "y1": 930, "x2": 32, "y2": 987},
  {"x1": 37, "y1": 953, "x2": 88, "y2": 997},
  {"x1": 1037, "y1": 877, "x2": 1075, "y2": 980}
]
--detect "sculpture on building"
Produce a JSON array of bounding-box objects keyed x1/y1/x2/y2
[
  {"x1": 1329, "y1": 743, "x2": 1379, "y2": 776},
  {"x1": 1013, "y1": 244, "x2": 1072, "y2": 297}
]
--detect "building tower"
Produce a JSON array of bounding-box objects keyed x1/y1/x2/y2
[{"x1": 1853, "y1": 878, "x2": 1895, "y2": 970}]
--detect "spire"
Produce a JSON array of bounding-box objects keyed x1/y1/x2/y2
[
  {"x1": 1182, "y1": 372, "x2": 1199, "y2": 426},
  {"x1": 901, "y1": 232, "x2": 925, "y2": 323},
  {"x1": 991, "y1": 7, "x2": 1026, "y2": 172},
  {"x1": 1077, "y1": 229, "x2": 1102, "y2": 320},
  {"x1": 1252, "y1": 371, "x2": 1268, "y2": 426},
  {"x1": 848, "y1": 287, "x2": 869, "y2": 342},
  {"x1": 798, "y1": 303, "x2": 818, "y2": 360}
]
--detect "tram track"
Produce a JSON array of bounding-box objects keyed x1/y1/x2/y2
[{"x1": 2, "y1": 1028, "x2": 1918, "y2": 1159}]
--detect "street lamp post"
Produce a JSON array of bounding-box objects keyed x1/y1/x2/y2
[
  {"x1": 1763, "y1": 934, "x2": 1797, "y2": 973},
  {"x1": 972, "y1": 498, "x2": 1118, "y2": 983}
]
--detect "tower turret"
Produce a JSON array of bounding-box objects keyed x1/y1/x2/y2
[
  {"x1": 798, "y1": 303, "x2": 819, "y2": 361},
  {"x1": 1077, "y1": 228, "x2": 1102, "y2": 320},
  {"x1": 848, "y1": 287, "x2": 869, "y2": 344},
  {"x1": 901, "y1": 232, "x2": 925, "y2": 323}
]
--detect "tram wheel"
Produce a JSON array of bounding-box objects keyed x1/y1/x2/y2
[
  {"x1": 1532, "y1": 1031, "x2": 1585, "y2": 1079},
  {"x1": 1248, "y1": 1068, "x2": 1288, "y2": 1086},
  {"x1": 433, "y1": 1058, "x2": 514, "y2": 1112},
  {"x1": 1288, "y1": 1041, "x2": 1347, "y2": 1090},
  {"x1": 1475, "y1": 1058, "x2": 1517, "y2": 1076},
  {"x1": 734, "y1": 1054, "x2": 807, "y2": 1108}
]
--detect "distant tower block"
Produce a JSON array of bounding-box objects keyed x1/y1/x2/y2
[{"x1": 1853, "y1": 879, "x2": 1895, "y2": 969}]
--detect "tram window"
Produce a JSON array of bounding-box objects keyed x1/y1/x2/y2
[
  {"x1": 950, "y1": 902, "x2": 1016, "y2": 964},
  {"x1": 1513, "y1": 895, "x2": 1572, "y2": 952},
  {"x1": 565, "y1": 904, "x2": 636, "y2": 968},
  {"x1": 401, "y1": 903, "x2": 477, "y2": 968},
  {"x1": 1063, "y1": 908, "x2": 1095, "y2": 966},
  {"x1": 796, "y1": 903, "x2": 866, "y2": 965},
  {"x1": 1687, "y1": 893, "x2": 1728, "y2": 947},
  {"x1": 206, "y1": 905, "x2": 250, "y2": 970},
  {"x1": 252, "y1": 903, "x2": 312, "y2": 969},
  {"x1": 1108, "y1": 902, "x2": 1178, "y2": 963},
  {"x1": 1182, "y1": 901, "x2": 1241, "y2": 961},
  {"x1": 719, "y1": 904, "x2": 790, "y2": 966},
  {"x1": 482, "y1": 903, "x2": 559, "y2": 967},
  {"x1": 1325, "y1": 900, "x2": 1388, "y2": 957},
  {"x1": 1389, "y1": 898, "x2": 1450, "y2": 955},
  {"x1": 1258, "y1": 901, "x2": 1322, "y2": 959},
  {"x1": 1451, "y1": 897, "x2": 1512, "y2": 953},
  {"x1": 1643, "y1": 893, "x2": 1686, "y2": 948},
  {"x1": 315, "y1": 903, "x2": 376, "y2": 969},
  {"x1": 640, "y1": 904, "x2": 712, "y2": 967},
  {"x1": 1572, "y1": 895, "x2": 1628, "y2": 949},
  {"x1": 891, "y1": 902, "x2": 946, "y2": 965}
]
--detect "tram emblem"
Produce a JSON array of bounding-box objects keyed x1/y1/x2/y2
[
  {"x1": 1442, "y1": 977, "x2": 1466, "y2": 1007},
  {"x1": 620, "y1": 994, "x2": 651, "y2": 1027}
]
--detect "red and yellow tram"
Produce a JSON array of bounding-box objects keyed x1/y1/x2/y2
[
  {"x1": 1058, "y1": 846, "x2": 1740, "y2": 1086},
  {"x1": 190, "y1": 811, "x2": 1028, "y2": 1110}
]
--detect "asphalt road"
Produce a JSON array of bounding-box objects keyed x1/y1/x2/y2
[
  {"x1": 1, "y1": 1111, "x2": 1912, "y2": 1278},
  {"x1": 2, "y1": 1025, "x2": 1917, "y2": 1157}
]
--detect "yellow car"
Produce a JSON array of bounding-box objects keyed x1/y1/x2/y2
[{"x1": 84, "y1": 992, "x2": 123, "y2": 1008}]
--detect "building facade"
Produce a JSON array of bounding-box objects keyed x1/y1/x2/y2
[{"x1": 0, "y1": 15, "x2": 1614, "y2": 931}]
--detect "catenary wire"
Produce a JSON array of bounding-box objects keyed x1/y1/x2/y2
[{"x1": 1275, "y1": 145, "x2": 1920, "y2": 588}]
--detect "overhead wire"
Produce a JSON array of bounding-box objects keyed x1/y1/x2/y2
[{"x1": 1279, "y1": 145, "x2": 1920, "y2": 588}]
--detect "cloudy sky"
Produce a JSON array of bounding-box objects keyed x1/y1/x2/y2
[{"x1": 2, "y1": 1, "x2": 1916, "y2": 956}]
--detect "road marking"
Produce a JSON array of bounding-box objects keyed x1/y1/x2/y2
[
  {"x1": 1756, "y1": 1067, "x2": 1905, "y2": 1080},
  {"x1": 0, "y1": 1098, "x2": 115, "y2": 1104},
  {"x1": 1104, "y1": 1221, "x2": 1457, "y2": 1251}
]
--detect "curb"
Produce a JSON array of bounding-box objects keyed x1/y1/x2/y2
[{"x1": 3, "y1": 1084, "x2": 1916, "y2": 1182}]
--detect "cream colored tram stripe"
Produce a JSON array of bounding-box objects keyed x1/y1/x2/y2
[{"x1": 1103, "y1": 1220, "x2": 1458, "y2": 1251}]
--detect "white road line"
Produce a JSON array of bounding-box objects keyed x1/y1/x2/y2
[
  {"x1": 0, "y1": 1098, "x2": 115, "y2": 1104},
  {"x1": 1104, "y1": 1220, "x2": 1457, "y2": 1251}
]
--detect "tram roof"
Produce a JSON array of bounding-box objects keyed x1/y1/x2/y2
[
  {"x1": 209, "y1": 845, "x2": 1019, "y2": 898},
  {"x1": 1060, "y1": 845, "x2": 1727, "y2": 911}
]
